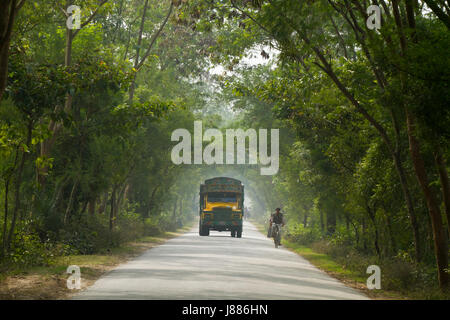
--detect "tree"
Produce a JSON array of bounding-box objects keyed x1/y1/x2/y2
[{"x1": 0, "y1": 0, "x2": 26, "y2": 101}]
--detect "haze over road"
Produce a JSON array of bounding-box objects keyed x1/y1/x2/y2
[{"x1": 74, "y1": 221, "x2": 368, "y2": 300}]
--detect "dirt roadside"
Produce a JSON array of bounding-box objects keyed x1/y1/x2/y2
[{"x1": 0, "y1": 223, "x2": 193, "y2": 300}]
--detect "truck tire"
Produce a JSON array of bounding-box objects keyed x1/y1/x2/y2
[
  {"x1": 231, "y1": 229, "x2": 236, "y2": 237},
  {"x1": 199, "y1": 221, "x2": 209, "y2": 236},
  {"x1": 237, "y1": 228, "x2": 242, "y2": 238},
  {"x1": 199, "y1": 221, "x2": 204, "y2": 236}
]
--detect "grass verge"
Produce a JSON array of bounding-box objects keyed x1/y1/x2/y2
[
  {"x1": 250, "y1": 219, "x2": 409, "y2": 300},
  {"x1": 0, "y1": 221, "x2": 194, "y2": 300}
]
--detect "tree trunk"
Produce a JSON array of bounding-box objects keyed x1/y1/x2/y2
[
  {"x1": 1, "y1": 146, "x2": 18, "y2": 258},
  {"x1": 352, "y1": 221, "x2": 360, "y2": 247},
  {"x1": 434, "y1": 147, "x2": 450, "y2": 236},
  {"x1": 391, "y1": 130, "x2": 422, "y2": 262},
  {"x1": 99, "y1": 191, "x2": 108, "y2": 214},
  {"x1": 147, "y1": 184, "x2": 160, "y2": 217},
  {"x1": 0, "y1": 0, "x2": 22, "y2": 102},
  {"x1": 362, "y1": 218, "x2": 368, "y2": 252},
  {"x1": 114, "y1": 183, "x2": 126, "y2": 218},
  {"x1": 384, "y1": 210, "x2": 398, "y2": 255},
  {"x1": 319, "y1": 211, "x2": 324, "y2": 233},
  {"x1": 1, "y1": 179, "x2": 10, "y2": 258},
  {"x1": 326, "y1": 209, "x2": 336, "y2": 236},
  {"x1": 109, "y1": 187, "x2": 116, "y2": 231},
  {"x1": 367, "y1": 205, "x2": 381, "y2": 259},
  {"x1": 80, "y1": 200, "x2": 88, "y2": 216},
  {"x1": 0, "y1": 30, "x2": 11, "y2": 102},
  {"x1": 6, "y1": 119, "x2": 32, "y2": 252},
  {"x1": 122, "y1": 184, "x2": 129, "y2": 207},
  {"x1": 63, "y1": 25, "x2": 74, "y2": 114},
  {"x1": 88, "y1": 197, "x2": 96, "y2": 216},
  {"x1": 405, "y1": 109, "x2": 448, "y2": 290},
  {"x1": 64, "y1": 179, "x2": 79, "y2": 225},
  {"x1": 129, "y1": 0, "x2": 149, "y2": 105},
  {"x1": 172, "y1": 198, "x2": 177, "y2": 219}
]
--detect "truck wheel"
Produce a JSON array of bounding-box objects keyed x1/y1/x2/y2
[
  {"x1": 231, "y1": 229, "x2": 236, "y2": 237},
  {"x1": 237, "y1": 228, "x2": 242, "y2": 238},
  {"x1": 199, "y1": 222, "x2": 208, "y2": 236},
  {"x1": 199, "y1": 221, "x2": 205, "y2": 236}
]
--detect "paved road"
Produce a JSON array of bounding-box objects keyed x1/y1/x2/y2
[{"x1": 74, "y1": 220, "x2": 368, "y2": 300}]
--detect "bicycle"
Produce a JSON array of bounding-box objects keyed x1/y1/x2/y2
[{"x1": 272, "y1": 223, "x2": 282, "y2": 248}]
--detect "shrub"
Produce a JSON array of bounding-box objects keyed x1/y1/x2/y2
[
  {"x1": 7, "y1": 230, "x2": 54, "y2": 267},
  {"x1": 382, "y1": 258, "x2": 415, "y2": 291},
  {"x1": 285, "y1": 223, "x2": 321, "y2": 244},
  {"x1": 311, "y1": 239, "x2": 373, "y2": 278},
  {"x1": 60, "y1": 216, "x2": 111, "y2": 254},
  {"x1": 116, "y1": 209, "x2": 145, "y2": 243},
  {"x1": 144, "y1": 217, "x2": 163, "y2": 236}
]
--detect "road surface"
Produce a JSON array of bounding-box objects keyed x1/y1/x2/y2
[{"x1": 74, "y1": 220, "x2": 368, "y2": 300}]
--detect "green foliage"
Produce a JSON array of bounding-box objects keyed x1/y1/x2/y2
[
  {"x1": 60, "y1": 217, "x2": 110, "y2": 254},
  {"x1": 7, "y1": 224, "x2": 55, "y2": 267},
  {"x1": 284, "y1": 222, "x2": 321, "y2": 245},
  {"x1": 0, "y1": 0, "x2": 204, "y2": 272},
  {"x1": 1, "y1": 0, "x2": 449, "y2": 296}
]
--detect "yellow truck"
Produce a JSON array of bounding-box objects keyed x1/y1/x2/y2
[{"x1": 199, "y1": 177, "x2": 244, "y2": 237}]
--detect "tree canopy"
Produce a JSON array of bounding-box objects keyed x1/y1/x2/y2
[{"x1": 0, "y1": 0, "x2": 449, "y2": 295}]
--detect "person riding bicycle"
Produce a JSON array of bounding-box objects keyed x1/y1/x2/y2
[{"x1": 268, "y1": 208, "x2": 285, "y2": 240}]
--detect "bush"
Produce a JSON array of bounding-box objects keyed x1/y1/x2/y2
[
  {"x1": 144, "y1": 218, "x2": 163, "y2": 236},
  {"x1": 282, "y1": 221, "x2": 445, "y2": 295},
  {"x1": 310, "y1": 239, "x2": 371, "y2": 276},
  {"x1": 60, "y1": 216, "x2": 111, "y2": 254},
  {"x1": 304, "y1": 237, "x2": 437, "y2": 293},
  {"x1": 116, "y1": 209, "x2": 145, "y2": 243},
  {"x1": 329, "y1": 229, "x2": 354, "y2": 247},
  {"x1": 7, "y1": 230, "x2": 54, "y2": 267},
  {"x1": 310, "y1": 239, "x2": 331, "y2": 253},
  {"x1": 382, "y1": 258, "x2": 415, "y2": 291},
  {"x1": 284, "y1": 223, "x2": 321, "y2": 244}
]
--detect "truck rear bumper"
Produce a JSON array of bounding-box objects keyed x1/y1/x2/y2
[{"x1": 202, "y1": 220, "x2": 242, "y2": 231}]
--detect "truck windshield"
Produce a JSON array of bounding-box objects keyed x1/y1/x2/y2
[{"x1": 208, "y1": 192, "x2": 237, "y2": 203}]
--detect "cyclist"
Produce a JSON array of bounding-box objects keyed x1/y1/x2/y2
[{"x1": 268, "y1": 208, "x2": 285, "y2": 242}]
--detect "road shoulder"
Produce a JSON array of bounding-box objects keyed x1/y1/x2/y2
[
  {"x1": 249, "y1": 219, "x2": 409, "y2": 300},
  {"x1": 0, "y1": 222, "x2": 194, "y2": 300}
]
